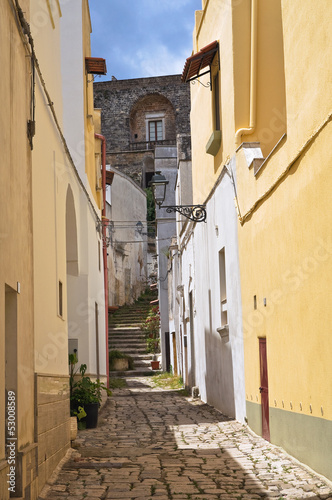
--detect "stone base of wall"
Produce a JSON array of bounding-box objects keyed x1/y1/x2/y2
[
  {"x1": 0, "y1": 443, "x2": 39, "y2": 499},
  {"x1": 36, "y1": 373, "x2": 71, "y2": 495},
  {"x1": 0, "y1": 460, "x2": 10, "y2": 500},
  {"x1": 246, "y1": 400, "x2": 332, "y2": 481}
]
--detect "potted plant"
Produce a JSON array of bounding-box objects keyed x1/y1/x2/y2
[
  {"x1": 141, "y1": 307, "x2": 161, "y2": 370},
  {"x1": 147, "y1": 337, "x2": 160, "y2": 370},
  {"x1": 69, "y1": 355, "x2": 111, "y2": 429},
  {"x1": 141, "y1": 306, "x2": 160, "y2": 339}
]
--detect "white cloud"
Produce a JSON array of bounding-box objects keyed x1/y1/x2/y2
[
  {"x1": 120, "y1": 44, "x2": 188, "y2": 79},
  {"x1": 136, "y1": 45, "x2": 188, "y2": 77},
  {"x1": 141, "y1": 0, "x2": 194, "y2": 14}
]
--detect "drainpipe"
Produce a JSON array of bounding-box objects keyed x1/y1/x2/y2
[
  {"x1": 235, "y1": 0, "x2": 258, "y2": 147},
  {"x1": 95, "y1": 133, "x2": 109, "y2": 388}
]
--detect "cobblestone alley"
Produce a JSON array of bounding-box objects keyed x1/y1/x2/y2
[{"x1": 40, "y1": 378, "x2": 332, "y2": 500}]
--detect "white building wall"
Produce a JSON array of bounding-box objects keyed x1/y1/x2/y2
[
  {"x1": 59, "y1": 0, "x2": 107, "y2": 378},
  {"x1": 177, "y1": 159, "x2": 246, "y2": 422},
  {"x1": 154, "y1": 146, "x2": 178, "y2": 370},
  {"x1": 60, "y1": 0, "x2": 86, "y2": 181},
  {"x1": 106, "y1": 168, "x2": 148, "y2": 306}
]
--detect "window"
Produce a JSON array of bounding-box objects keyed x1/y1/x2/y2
[
  {"x1": 59, "y1": 281, "x2": 63, "y2": 317},
  {"x1": 206, "y1": 70, "x2": 222, "y2": 156},
  {"x1": 145, "y1": 112, "x2": 165, "y2": 143},
  {"x1": 214, "y1": 73, "x2": 220, "y2": 131},
  {"x1": 219, "y1": 248, "x2": 227, "y2": 327},
  {"x1": 149, "y1": 120, "x2": 163, "y2": 141}
]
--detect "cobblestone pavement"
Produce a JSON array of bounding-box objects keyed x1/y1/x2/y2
[{"x1": 40, "y1": 377, "x2": 332, "y2": 500}]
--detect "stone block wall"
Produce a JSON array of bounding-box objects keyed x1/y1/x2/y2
[
  {"x1": 36, "y1": 374, "x2": 70, "y2": 494},
  {"x1": 94, "y1": 75, "x2": 191, "y2": 184}
]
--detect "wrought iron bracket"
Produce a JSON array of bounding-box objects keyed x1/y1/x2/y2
[
  {"x1": 190, "y1": 78, "x2": 211, "y2": 89},
  {"x1": 163, "y1": 205, "x2": 207, "y2": 223},
  {"x1": 185, "y1": 44, "x2": 220, "y2": 91}
]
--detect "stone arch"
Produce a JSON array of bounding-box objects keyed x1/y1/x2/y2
[
  {"x1": 65, "y1": 185, "x2": 79, "y2": 276},
  {"x1": 129, "y1": 93, "x2": 176, "y2": 144}
]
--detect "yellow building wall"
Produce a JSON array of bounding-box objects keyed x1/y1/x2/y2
[
  {"x1": 0, "y1": 1, "x2": 38, "y2": 498},
  {"x1": 190, "y1": 0, "x2": 332, "y2": 480},
  {"x1": 30, "y1": 0, "x2": 71, "y2": 493},
  {"x1": 191, "y1": 0, "x2": 287, "y2": 205},
  {"x1": 191, "y1": 0, "x2": 235, "y2": 204},
  {"x1": 235, "y1": 0, "x2": 332, "y2": 480},
  {"x1": 82, "y1": 0, "x2": 102, "y2": 208}
]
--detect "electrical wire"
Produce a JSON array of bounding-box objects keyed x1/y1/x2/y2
[
  {"x1": 12, "y1": 0, "x2": 101, "y2": 226},
  {"x1": 111, "y1": 236, "x2": 172, "y2": 244}
]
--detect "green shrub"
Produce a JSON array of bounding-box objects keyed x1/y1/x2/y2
[{"x1": 109, "y1": 350, "x2": 134, "y2": 370}]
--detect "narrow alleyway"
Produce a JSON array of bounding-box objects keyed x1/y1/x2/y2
[{"x1": 40, "y1": 378, "x2": 332, "y2": 500}]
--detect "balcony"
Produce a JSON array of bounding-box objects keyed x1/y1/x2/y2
[{"x1": 129, "y1": 139, "x2": 176, "y2": 151}]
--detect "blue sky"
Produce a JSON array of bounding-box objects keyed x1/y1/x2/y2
[{"x1": 89, "y1": 0, "x2": 202, "y2": 81}]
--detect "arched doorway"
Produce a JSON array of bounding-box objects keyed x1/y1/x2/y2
[{"x1": 65, "y1": 186, "x2": 79, "y2": 359}]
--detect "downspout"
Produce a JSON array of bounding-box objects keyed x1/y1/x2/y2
[
  {"x1": 235, "y1": 0, "x2": 258, "y2": 147},
  {"x1": 95, "y1": 133, "x2": 109, "y2": 388}
]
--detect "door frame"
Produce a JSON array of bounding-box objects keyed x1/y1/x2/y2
[{"x1": 259, "y1": 337, "x2": 270, "y2": 441}]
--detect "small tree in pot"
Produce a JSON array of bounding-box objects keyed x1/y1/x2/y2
[{"x1": 142, "y1": 306, "x2": 161, "y2": 369}]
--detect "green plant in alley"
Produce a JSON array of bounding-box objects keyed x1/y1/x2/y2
[
  {"x1": 141, "y1": 306, "x2": 160, "y2": 337},
  {"x1": 109, "y1": 378, "x2": 128, "y2": 389},
  {"x1": 72, "y1": 405, "x2": 86, "y2": 421},
  {"x1": 69, "y1": 355, "x2": 112, "y2": 410},
  {"x1": 109, "y1": 350, "x2": 134, "y2": 370},
  {"x1": 151, "y1": 372, "x2": 184, "y2": 390}
]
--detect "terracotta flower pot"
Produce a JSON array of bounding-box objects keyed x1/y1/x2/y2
[{"x1": 151, "y1": 360, "x2": 160, "y2": 370}]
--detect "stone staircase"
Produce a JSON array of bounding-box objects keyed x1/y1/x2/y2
[{"x1": 109, "y1": 296, "x2": 159, "y2": 377}]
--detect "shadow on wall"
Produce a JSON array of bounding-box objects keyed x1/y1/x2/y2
[{"x1": 204, "y1": 289, "x2": 236, "y2": 418}]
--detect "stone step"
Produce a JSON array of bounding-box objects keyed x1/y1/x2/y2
[
  {"x1": 110, "y1": 346, "x2": 147, "y2": 353},
  {"x1": 110, "y1": 323, "x2": 145, "y2": 328},
  {"x1": 110, "y1": 313, "x2": 150, "y2": 319},
  {"x1": 109, "y1": 333, "x2": 146, "y2": 339},
  {"x1": 109, "y1": 340, "x2": 146, "y2": 347},
  {"x1": 111, "y1": 309, "x2": 151, "y2": 315},
  {"x1": 133, "y1": 359, "x2": 153, "y2": 368},
  {"x1": 109, "y1": 367, "x2": 162, "y2": 377},
  {"x1": 109, "y1": 340, "x2": 146, "y2": 346},
  {"x1": 108, "y1": 294, "x2": 158, "y2": 379},
  {"x1": 109, "y1": 328, "x2": 143, "y2": 334},
  {"x1": 109, "y1": 332, "x2": 145, "y2": 338},
  {"x1": 109, "y1": 346, "x2": 148, "y2": 354}
]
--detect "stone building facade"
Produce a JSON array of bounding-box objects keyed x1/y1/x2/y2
[
  {"x1": 94, "y1": 75, "x2": 191, "y2": 371},
  {"x1": 94, "y1": 75, "x2": 190, "y2": 186}
]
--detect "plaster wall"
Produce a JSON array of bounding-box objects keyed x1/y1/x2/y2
[
  {"x1": 155, "y1": 147, "x2": 178, "y2": 369},
  {"x1": 60, "y1": 0, "x2": 85, "y2": 180},
  {"x1": 191, "y1": 0, "x2": 287, "y2": 205},
  {"x1": 106, "y1": 169, "x2": 148, "y2": 306},
  {"x1": 0, "y1": 1, "x2": 36, "y2": 497},
  {"x1": 31, "y1": 0, "x2": 107, "y2": 492},
  {"x1": 178, "y1": 161, "x2": 246, "y2": 422},
  {"x1": 232, "y1": 0, "x2": 332, "y2": 480},
  {"x1": 60, "y1": 0, "x2": 106, "y2": 378}
]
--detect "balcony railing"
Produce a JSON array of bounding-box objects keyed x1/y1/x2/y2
[{"x1": 129, "y1": 139, "x2": 176, "y2": 151}]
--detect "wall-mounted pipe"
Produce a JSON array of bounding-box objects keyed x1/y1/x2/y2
[
  {"x1": 235, "y1": 0, "x2": 258, "y2": 146},
  {"x1": 95, "y1": 133, "x2": 109, "y2": 388}
]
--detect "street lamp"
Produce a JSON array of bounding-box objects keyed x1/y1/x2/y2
[
  {"x1": 149, "y1": 171, "x2": 169, "y2": 208},
  {"x1": 149, "y1": 172, "x2": 206, "y2": 223}
]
